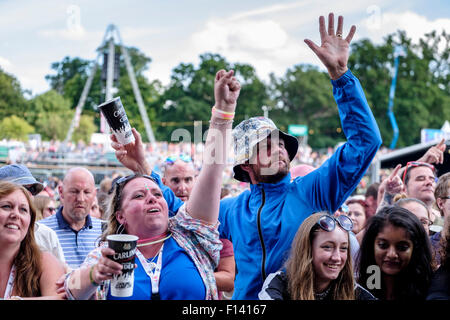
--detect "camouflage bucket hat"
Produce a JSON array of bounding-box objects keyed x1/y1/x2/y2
[{"x1": 232, "y1": 117, "x2": 299, "y2": 182}]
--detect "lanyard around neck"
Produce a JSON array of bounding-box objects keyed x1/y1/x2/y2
[
  {"x1": 135, "y1": 244, "x2": 164, "y2": 298},
  {"x1": 3, "y1": 265, "x2": 15, "y2": 299}
]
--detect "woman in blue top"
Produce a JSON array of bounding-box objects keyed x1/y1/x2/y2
[{"x1": 64, "y1": 69, "x2": 240, "y2": 300}]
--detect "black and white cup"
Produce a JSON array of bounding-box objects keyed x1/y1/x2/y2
[
  {"x1": 98, "y1": 97, "x2": 135, "y2": 145},
  {"x1": 106, "y1": 234, "x2": 139, "y2": 297}
]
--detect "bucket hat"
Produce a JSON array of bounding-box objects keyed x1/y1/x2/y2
[
  {"x1": 0, "y1": 164, "x2": 44, "y2": 195},
  {"x1": 232, "y1": 117, "x2": 299, "y2": 182}
]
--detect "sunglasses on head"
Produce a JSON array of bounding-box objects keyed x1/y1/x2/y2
[
  {"x1": 165, "y1": 154, "x2": 192, "y2": 164},
  {"x1": 401, "y1": 161, "x2": 436, "y2": 184},
  {"x1": 113, "y1": 174, "x2": 158, "y2": 212},
  {"x1": 316, "y1": 214, "x2": 353, "y2": 232},
  {"x1": 114, "y1": 174, "x2": 157, "y2": 189},
  {"x1": 338, "y1": 204, "x2": 349, "y2": 214},
  {"x1": 24, "y1": 184, "x2": 40, "y2": 196}
]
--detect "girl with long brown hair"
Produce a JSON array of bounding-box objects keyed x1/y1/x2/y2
[
  {"x1": 0, "y1": 181, "x2": 65, "y2": 299},
  {"x1": 259, "y1": 212, "x2": 375, "y2": 300}
]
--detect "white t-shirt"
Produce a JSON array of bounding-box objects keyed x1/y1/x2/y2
[{"x1": 34, "y1": 222, "x2": 66, "y2": 264}]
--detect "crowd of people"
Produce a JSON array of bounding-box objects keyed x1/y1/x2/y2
[{"x1": 0, "y1": 13, "x2": 449, "y2": 301}]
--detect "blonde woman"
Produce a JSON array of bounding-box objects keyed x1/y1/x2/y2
[
  {"x1": 259, "y1": 212, "x2": 375, "y2": 300},
  {"x1": 33, "y1": 195, "x2": 57, "y2": 221}
]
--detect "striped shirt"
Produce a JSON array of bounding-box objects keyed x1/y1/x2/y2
[{"x1": 39, "y1": 207, "x2": 103, "y2": 269}]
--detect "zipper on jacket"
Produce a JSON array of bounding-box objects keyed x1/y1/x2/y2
[{"x1": 257, "y1": 188, "x2": 267, "y2": 281}]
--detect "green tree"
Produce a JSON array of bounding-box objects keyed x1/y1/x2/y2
[
  {"x1": 0, "y1": 115, "x2": 35, "y2": 141},
  {"x1": 349, "y1": 30, "x2": 450, "y2": 148},
  {"x1": 72, "y1": 114, "x2": 98, "y2": 144},
  {"x1": 156, "y1": 53, "x2": 269, "y2": 141},
  {"x1": 0, "y1": 68, "x2": 28, "y2": 120},
  {"x1": 28, "y1": 90, "x2": 74, "y2": 140},
  {"x1": 45, "y1": 46, "x2": 161, "y2": 142},
  {"x1": 268, "y1": 64, "x2": 340, "y2": 148}
]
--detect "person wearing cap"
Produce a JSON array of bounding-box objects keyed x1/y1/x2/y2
[
  {"x1": 0, "y1": 164, "x2": 45, "y2": 196},
  {"x1": 39, "y1": 167, "x2": 103, "y2": 269},
  {"x1": 0, "y1": 164, "x2": 66, "y2": 265},
  {"x1": 108, "y1": 13, "x2": 382, "y2": 300},
  {"x1": 218, "y1": 13, "x2": 382, "y2": 299}
]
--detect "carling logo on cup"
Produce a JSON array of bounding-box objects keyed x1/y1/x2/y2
[
  {"x1": 123, "y1": 243, "x2": 131, "y2": 250},
  {"x1": 113, "y1": 248, "x2": 137, "y2": 261}
]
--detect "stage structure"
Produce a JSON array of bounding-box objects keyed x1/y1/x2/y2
[{"x1": 64, "y1": 24, "x2": 156, "y2": 145}]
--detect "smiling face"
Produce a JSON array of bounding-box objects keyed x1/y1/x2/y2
[
  {"x1": 0, "y1": 189, "x2": 31, "y2": 246},
  {"x1": 116, "y1": 177, "x2": 169, "y2": 238},
  {"x1": 245, "y1": 136, "x2": 291, "y2": 184},
  {"x1": 312, "y1": 227, "x2": 349, "y2": 291},
  {"x1": 374, "y1": 223, "x2": 413, "y2": 276}
]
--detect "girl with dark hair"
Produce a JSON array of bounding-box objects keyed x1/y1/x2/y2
[{"x1": 356, "y1": 205, "x2": 433, "y2": 300}]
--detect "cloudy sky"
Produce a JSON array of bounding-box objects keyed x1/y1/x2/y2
[{"x1": 0, "y1": 0, "x2": 449, "y2": 96}]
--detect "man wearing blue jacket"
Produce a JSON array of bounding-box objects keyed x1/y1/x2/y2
[
  {"x1": 110, "y1": 13, "x2": 382, "y2": 300},
  {"x1": 218, "y1": 13, "x2": 382, "y2": 299}
]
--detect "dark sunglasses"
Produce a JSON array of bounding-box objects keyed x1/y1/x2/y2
[
  {"x1": 24, "y1": 184, "x2": 40, "y2": 196},
  {"x1": 114, "y1": 174, "x2": 157, "y2": 189},
  {"x1": 402, "y1": 161, "x2": 436, "y2": 184},
  {"x1": 165, "y1": 154, "x2": 192, "y2": 164},
  {"x1": 316, "y1": 214, "x2": 353, "y2": 232},
  {"x1": 113, "y1": 174, "x2": 158, "y2": 212}
]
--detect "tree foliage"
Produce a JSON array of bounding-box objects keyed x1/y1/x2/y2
[
  {"x1": 0, "y1": 115, "x2": 34, "y2": 141},
  {"x1": 72, "y1": 114, "x2": 98, "y2": 144},
  {"x1": 0, "y1": 68, "x2": 28, "y2": 120},
  {"x1": 44, "y1": 46, "x2": 160, "y2": 142},
  {"x1": 28, "y1": 90, "x2": 74, "y2": 140},
  {"x1": 0, "y1": 30, "x2": 447, "y2": 149},
  {"x1": 349, "y1": 30, "x2": 450, "y2": 148},
  {"x1": 268, "y1": 64, "x2": 340, "y2": 148},
  {"x1": 155, "y1": 53, "x2": 269, "y2": 141}
]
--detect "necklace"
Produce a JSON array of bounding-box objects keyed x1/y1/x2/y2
[
  {"x1": 146, "y1": 245, "x2": 163, "y2": 271},
  {"x1": 137, "y1": 233, "x2": 172, "y2": 247},
  {"x1": 314, "y1": 286, "x2": 331, "y2": 300}
]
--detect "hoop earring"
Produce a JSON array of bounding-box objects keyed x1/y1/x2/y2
[{"x1": 117, "y1": 223, "x2": 126, "y2": 234}]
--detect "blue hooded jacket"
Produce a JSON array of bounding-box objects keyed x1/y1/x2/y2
[{"x1": 218, "y1": 70, "x2": 382, "y2": 299}]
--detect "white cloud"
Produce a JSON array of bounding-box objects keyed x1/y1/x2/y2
[
  {"x1": 228, "y1": 0, "x2": 314, "y2": 21},
  {"x1": 360, "y1": 10, "x2": 450, "y2": 44},
  {"x1": 120, "y1": 26, "x2": 163, "y2": 40},
  {"x1": 38, "y1": 26, "x2": 88, "y2": 41},
  {"x1": 165, "y1": 0, "x2": 396, "y2": 83},
  {"x1": 185, "y1": 18, "x2": 308, "y2": 81},
  {"x1": 0, "y1": 56, "x2": 13, "y2": 69}
]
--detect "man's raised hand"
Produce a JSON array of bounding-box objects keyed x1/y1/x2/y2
[
  {"x1": 304, "y1": 13, "x2": 356, "y2": 80},
  {"x1": 214, "y1": 69, "x2": 241, "y2": 113}
]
